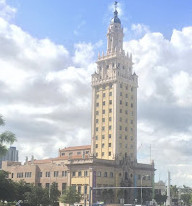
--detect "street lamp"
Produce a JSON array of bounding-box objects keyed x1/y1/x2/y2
[{"x1": 141, "y1": 175, "x2": 149, "y2": 206}]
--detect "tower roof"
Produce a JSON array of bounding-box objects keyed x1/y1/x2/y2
[{"x1": 111, "y1": 1, "x2": 121, "y2": 24}]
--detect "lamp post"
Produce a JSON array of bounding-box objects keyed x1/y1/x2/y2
[{"x1": 141, "y1": 175, "x2": 149, "y2": 206}]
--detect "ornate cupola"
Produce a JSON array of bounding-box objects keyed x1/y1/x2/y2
[{"x1": 107, "y1": 1, "x2": 124, "y2": 54}]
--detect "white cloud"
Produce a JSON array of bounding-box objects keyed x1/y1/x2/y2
[
  {"x1": 131, "y1": 23, "x2": 150, "y2": 37},
  {"x1": 0, "y1": 0, "x2": 16, "y2": 21}
]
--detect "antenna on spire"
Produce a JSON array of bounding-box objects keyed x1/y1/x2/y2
[{"x1": 114, "y1": 1, "x2": 118, "y2": 11}]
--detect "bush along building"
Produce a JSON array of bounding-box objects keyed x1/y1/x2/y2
[{"x1": 2, "y1": 3, "x2": 155, "y2": 205}]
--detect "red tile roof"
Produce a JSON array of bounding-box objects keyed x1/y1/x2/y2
[{"x1": 60, "y1": 145, "x2": 91, "y2": 152}]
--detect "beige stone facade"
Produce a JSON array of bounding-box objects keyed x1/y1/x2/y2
[{"x1": 2, "y1": 5, "x2": 155, "y2": 205}]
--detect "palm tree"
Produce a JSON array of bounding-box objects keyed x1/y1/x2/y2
[{"x1": 0, "y1": 115, "x2": 16, "y2": 156}]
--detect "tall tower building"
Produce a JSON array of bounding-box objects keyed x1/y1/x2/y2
[
  {"x1": 0, "y1": 146, "x2": 18, "y2": 168},
  {"x1": 91, "y1": 4, "x2": 138, "y2": 162}
]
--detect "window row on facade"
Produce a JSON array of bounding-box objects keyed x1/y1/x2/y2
[
  {"x1": 72, "y1": 170, "x2": 89, "y2": 177},
  {"x1": 61, "y1": 150, "x2": 89, "y2": 156},
  {"x1": 95, "y1": 134, "x2": 112, "y2": 140},
  {"x1": 96, "y1": 152, "x2": 112, "y2": 157},
  {"x1": 95, "y1": 134, "x2": 133, "y2": 141},
  {"x1": 71, "y1": 184, "x2": 88, "y2": 194}
]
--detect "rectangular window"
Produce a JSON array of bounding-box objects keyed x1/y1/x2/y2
[
  {"x1": 102, "y1": 152, "x2": 104, "y2": 156},
  {"x1": 96, "y1": 111, "x2": 99, "y2": 115},
  {"x1": 46, "y1": 172, "x2": 50, "y2": 177},
  {"x1": 131, "y1": 87, "x2": 134, "y2": 92},
  {"x1": 120, "y1": 92, "x2": 122, "y2": 96},
  {"x1": 104, "y1": 172, "x2": 108, "y2": 177},
  {"x1": 126, "y1": 102, "x2": 128, "y2": 106},
  {"x1": 126, "y1": 94, "x2": 128, "y2": 98},
  {"x1": 17, "y1": 173, "x2": 23, "y2": 178},
  {"x1": 78, "y1": 171, "x2": 82, "y2": 177},
  {"x1": 98, "y1": 171, "x2": 101, "y2": 177},
  {"x1": 61, "y1": 152, "x2": 65, "y2": 156},
  {"x1": 25, "y1": 172, "x2": 32, "y2": 178},
  {"x1": 95, "y1": 136, "x2": 98, "y2": 140},
  {"x1": 102, "y1": 143, "x2": 104, "y2": 148},
  {"x1": 109, "y1": 143, "x2": 111, "y2": 147},
  {"x1": 54, "y1": 171, "x2": 59, "y2": 177},
  {"x1": 131, "y1": 103, "x2": 133, "y2": 108},
  {"x1": 96, "y1": 144, "x2": 98, "y2": 148},
  {"x1": 109, "y1": 134, "x2": 111, "y2": 138},
  {"x1": 109, "y1": 108, "x2": 112, "y2": 113},
  {"x1": 102, "y1": 135, "x2": 105, "y2": 139},
  {"x1": 131, "y1": 136, "x2": 133, "y2": 140},
  {"x1": 84, "y1": 185, "x2": 88, "y2": 194},
  {"x1": 120, "y1": 100, "x2": 122, "y2": 104},
  {"x1": 103, "y1": 93, "x2": 105, "y2": 97},
  {"x1": 109, "y1": 125, "x2": 112, "y2": 130},
  {"x1": 125, "y1": 136, "x2": 128, "y2": 140},
  {"x1": 78, "y1": 185, "x2": 81, "y2": 193},
  {"x1": 102, "y1": 118, "x2": 105, "y2": 122},
  {"x1": 109, "y1": 100, "x2": 112, "y2": 104},
  {"x1": 62, "y1": 183, "x2": 66, "y2": 191},
  {"x1": 96, "y1": 119, "x2": 98, "y2": 123},
  {"x1": 131, "y1": 120, "x2": 133, "y2": 124},
  {"x1": 102, "y1": 110, "x2": 105, "y2": 114},
  {"x1": 125, "y1": 110, "x2": 128, "y2": 114},
  {"x1": 45, "y1": 183, "x2": 50, "y2": 188},
  {"x1": 77, "y1": 152, "x2": 81, "y2": 155},
  {"x1": 84, "y1": 171, "x2": 88, "y2": 177},
  {"x1": 119, "y1": 126, "x2": 122, "y2": 130},
  {"x1": 96, "y1": 103, "x2": 99, "y2": 107},
  {"x1": 109, "y1": 92, "x2": 112, "y2": 96},
  {"x1": 96, "y1": 127, "x2": 98, "y2": 131},
  {"x1": 109, "y1": 152, "x2": 111, "y2": 156},
  {"x1": 110, "y1": 172, "x2": 113, "y2": 178},
  {"x1": 102, "y1": 126, "x2": 105, "y2": 131},
  {"x1": 62, "y1": 171, "x2": 67, "y2": 177},
  {"x1": 109, "y1": 117, "x2": 112, "y2": 121},
  {"x1": 72, "y1": 172, "x2": 76, "y2": 177},
  {"x1": 120, "y1": 117, "x2": 122, "y2": 122},
  {"x1": 103, "y1": 101, "x2": 105, "y2": 106}
]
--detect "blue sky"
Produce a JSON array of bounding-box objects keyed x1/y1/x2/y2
[
  {"x1": 7, "y1": 0, "x2": 192, "y2": 51},
  {"x1": 1, "y1": 0, "x2": 192, "y2": 186}
]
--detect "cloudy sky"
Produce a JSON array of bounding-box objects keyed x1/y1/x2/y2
[{"x1": 0, "y1": 0, "x2": 192, "y2": 186}]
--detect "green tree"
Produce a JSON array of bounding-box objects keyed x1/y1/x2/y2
[
  {"x1": 0, "y1": 115, "x2": 16, "y2": 157},
  {"x1": 49, "y1": 182, "x2": 61, "y2": 205},
  {"x1": 181, "y1": 193, "x2": 191, "y2": 206},
  {"x1": 101, "y1": 189, "x2": 114, "y2": 203},
  {"x1": 15, "y1": 180, "x2": 32, "y2": 202},
  {"x1": 25, "y1": 185, "x2": 50, "y2": 206},
  {"x1": 0, "y1": 170, "x2": 16, "y2": 204},
  {"x1": 154, "y1": 194, "x2": 167, "y2": 205},
  {"x1": 60, "y1": 186, "x2": 81, "y2": 205},
  {"x1": 170, "y1": 185, "x2": 178, "y2": 199}
]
